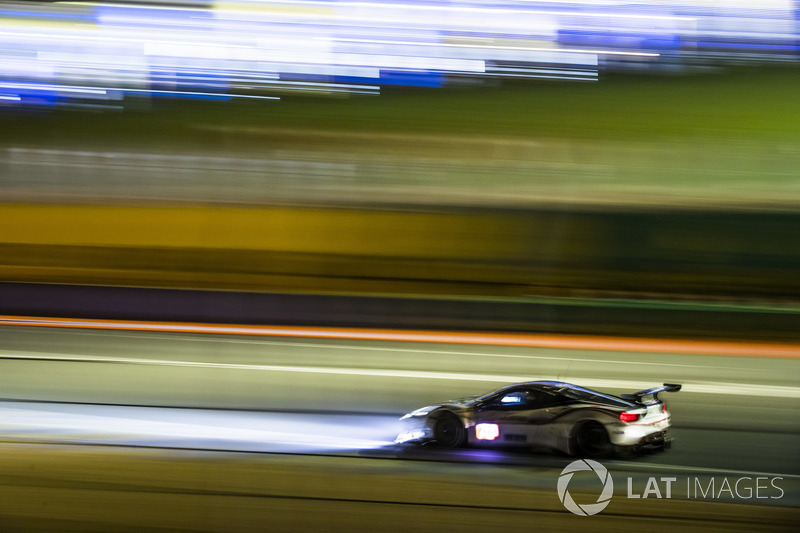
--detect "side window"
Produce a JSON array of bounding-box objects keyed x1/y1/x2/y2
[{"x1": 484, "y1": 390, "x2": 536, "y2": 410}]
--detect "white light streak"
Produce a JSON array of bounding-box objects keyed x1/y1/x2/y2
[{"x1": 2, "y1": 0, "x2": 794, "y2": 106}]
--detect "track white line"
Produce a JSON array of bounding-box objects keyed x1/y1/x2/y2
[
  {"x1": 6, "y1": 329, "x2": 755, "y2": 370},
  {"x1": 3, "y1": 352, "x2": 799, "y2": 398}
]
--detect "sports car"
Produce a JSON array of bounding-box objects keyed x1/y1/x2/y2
[{"x1": 395, "y1": 381, "x2": 681, "y2": 457}]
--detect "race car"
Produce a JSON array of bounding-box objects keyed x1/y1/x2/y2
[{"x1": 395, "y1": 381, "x2": 681, "y2": 457}]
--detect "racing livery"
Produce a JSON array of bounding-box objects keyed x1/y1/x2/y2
[{"x1": 396, "y1": 381, "x2": 681, "y2": 456}]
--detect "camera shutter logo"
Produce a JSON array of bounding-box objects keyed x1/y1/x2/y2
[{"x1": 557, "y1": 459, "x2": 614, "y2": 516}]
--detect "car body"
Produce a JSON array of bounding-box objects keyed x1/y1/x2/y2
[{"x1": 395, "y1": 381, "x2": 681, "y2": 456}]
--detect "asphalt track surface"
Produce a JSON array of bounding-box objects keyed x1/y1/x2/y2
[{"x1": 1, "y1": 323, "x2": 799, "y2": 530}]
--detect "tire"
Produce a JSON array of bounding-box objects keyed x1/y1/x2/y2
[
  {"x1": 433, "y1": 412, "x2": 466, "y2": 449},
  {"x1": 573, "y1": 421, "x2": 611, "y2": 458}
]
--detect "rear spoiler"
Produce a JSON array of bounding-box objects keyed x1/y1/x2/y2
[{"x1": 620, "y1": 383, "x2": 682, "y2": 405}]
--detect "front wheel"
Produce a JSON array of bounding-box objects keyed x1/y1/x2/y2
[
  {"x1": 433, "y1": 412, "x2": 466, "y2": 448},
  {"x1": 573, "y1": 421, "x2": 610, "y2": 457}
]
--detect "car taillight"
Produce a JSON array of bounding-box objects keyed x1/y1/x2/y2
[
  {"x1": 662, "y1": 402, "x2": 667, "y2": 413},
  {"x1": 620, "y1": 411, "x2": 641, "y2": 423}
]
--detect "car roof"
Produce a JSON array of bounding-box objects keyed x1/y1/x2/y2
[
  {"x1": 502, "y1": 380, "x2": 574, "y2": 390},
  {"x1": 501, "y1": 380, "x2": 635, "y2": 406}
]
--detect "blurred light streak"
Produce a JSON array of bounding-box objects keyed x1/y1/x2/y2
[
  {"x1": 1, "y1": 404, "x2": 396, "y2": 450},
  {"x1": 351, "y1": 38, "x2": 658, "y2": 57},
  {"x1": 2, "y1": 316, "x2": 799, "y2": 358},
  {"x1": 0, "y1": 81, "x2": 279, "y2": 100},
  {"x1": 0, "y1": 1, "x2": 796, "y2": 107}
]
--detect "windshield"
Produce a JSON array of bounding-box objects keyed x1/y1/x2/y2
[{"x1": 463, "y1": 386, "x2": 515, "y2": 406}]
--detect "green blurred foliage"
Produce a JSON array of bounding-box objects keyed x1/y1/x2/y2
[{"x1": 3, "y1": 67, "x2": 800, "y2": 150}]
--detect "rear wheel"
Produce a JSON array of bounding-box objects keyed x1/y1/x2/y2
[
  {"x1": 433, "y1": 412, "x2": 466, "y2": 448},
  {"x1": 574, "y1": 421, "x2": 610, "y2": 457}
]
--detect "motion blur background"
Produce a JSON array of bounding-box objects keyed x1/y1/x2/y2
[
  {"x1": 2, "y1": 0, "x2": 800, "y2": 309},
  {"x1": 1, "y1": 1, "x2": 799, "y2": 531}
]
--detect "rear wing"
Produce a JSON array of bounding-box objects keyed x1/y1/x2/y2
[{"x1": 620, "y1": 383, "x2": 682, "y2": 405}]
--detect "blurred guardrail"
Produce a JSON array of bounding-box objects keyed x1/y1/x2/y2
[
  {"x1": 1, "y1": 283, "x2": 799, "y2": 341},
  {"x1": 2, "y1": 201, "x2": 800, "y2": 340}
]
